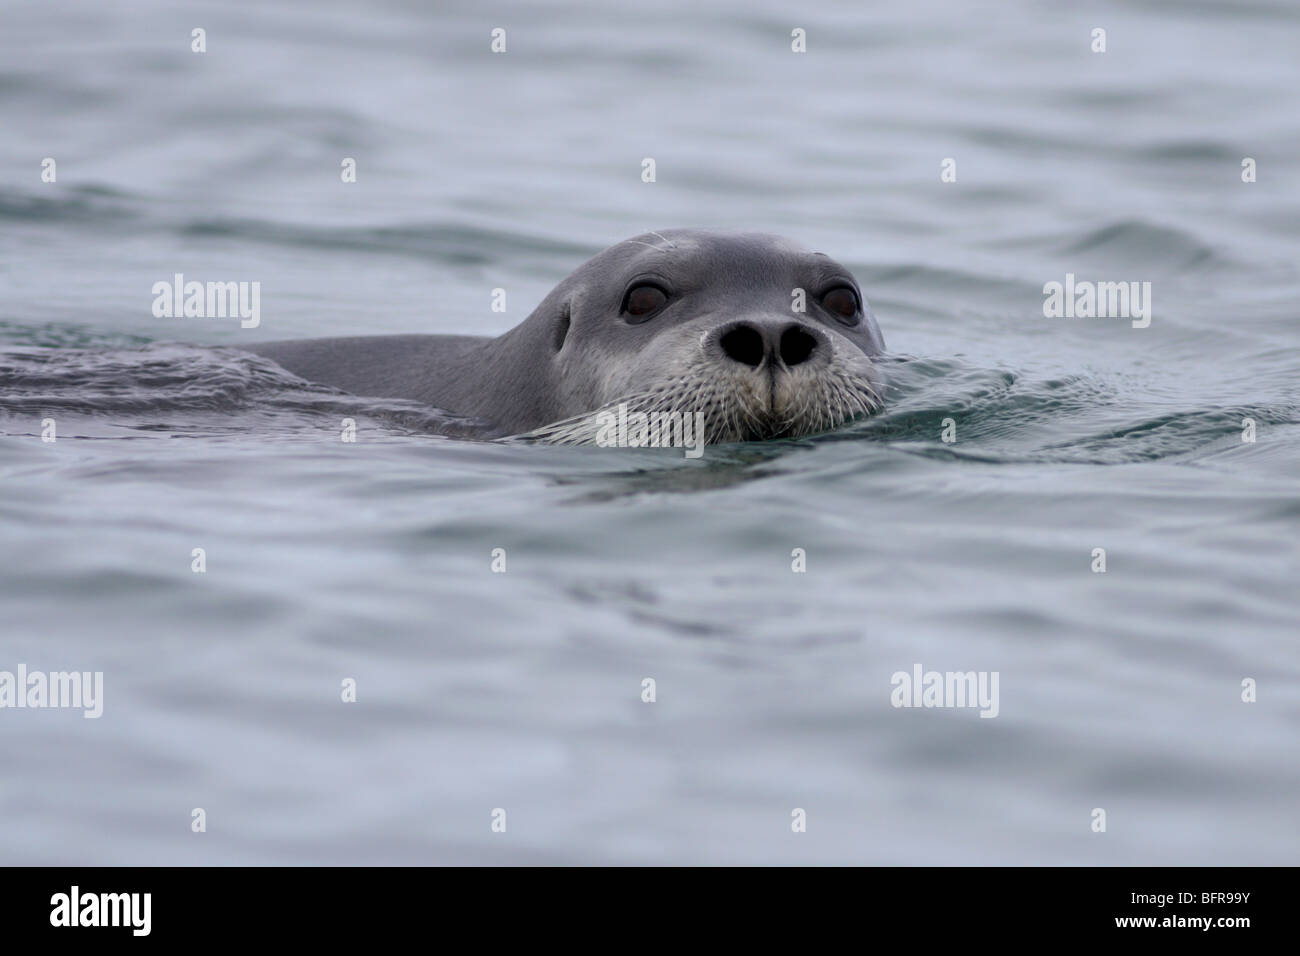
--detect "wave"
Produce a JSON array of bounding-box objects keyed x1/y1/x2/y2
[
  {"x1": 0, "y1": 344, "x2": 486, "y2": 438},
  {"x1": 0, "y1": 185, "x2": 592, "y2": 267},
  {"x1": 2, "y1": 345, "x2": 1294, "y2": 465},
  {"x1": 835, "y1": 356, "x2": 1299, "y2": 465}
]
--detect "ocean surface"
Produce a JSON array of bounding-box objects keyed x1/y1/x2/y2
[{"x1": 1, "y1": 0, "x2": 1297, "y2": 864}]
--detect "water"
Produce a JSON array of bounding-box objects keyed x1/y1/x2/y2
[{"x1": 1, "y1": 0, "x2": 1298, "y2": 864}]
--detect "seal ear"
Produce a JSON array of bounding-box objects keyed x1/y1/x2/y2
[{"x1": 552, "y1": 301, "x2": 571, "y2": 352}]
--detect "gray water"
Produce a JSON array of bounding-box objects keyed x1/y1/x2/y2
[{"x1": 1, "y1": 0, "x2": 1298, "y2": 865}]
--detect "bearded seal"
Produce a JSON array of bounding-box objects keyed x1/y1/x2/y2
[{"x1": 245, "y1": 229, "x2": 886, "y2": 443}]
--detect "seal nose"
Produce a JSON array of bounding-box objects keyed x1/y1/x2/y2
[{"x1": 719, "y1": 323, "x2": 821, "y2": 369}]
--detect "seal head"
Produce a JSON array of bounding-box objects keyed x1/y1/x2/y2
[{"x1": 515, "y1": 229, "x2": 885, "y2": 443}]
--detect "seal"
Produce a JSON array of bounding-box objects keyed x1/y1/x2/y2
[{"x1": 245, "y1": 229, "x2": 886, "y2": 443}]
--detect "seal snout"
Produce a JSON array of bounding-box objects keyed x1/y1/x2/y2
[{"x1": 714, "y1": 320, "x2": 827, "y2": 371}]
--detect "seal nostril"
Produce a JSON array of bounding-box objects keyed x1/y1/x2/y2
[
  {"x1": 780, "y1": 327, "x2": 818, "y2": 366},
  {"x1": 720, "y1": 325, "x2": 765, "y2": 367}
]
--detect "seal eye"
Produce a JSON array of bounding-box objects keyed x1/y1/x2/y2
[
  {"x1": 822, "y1": 287, "x2": 860, "y2": 325},
  {"x1": 622, "y1": 284, "x2": 668, "y2": 323}
]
